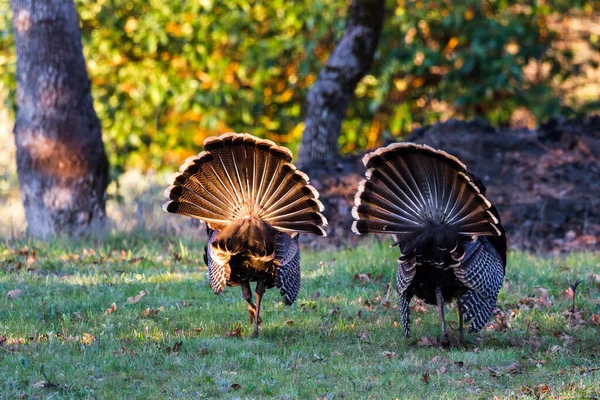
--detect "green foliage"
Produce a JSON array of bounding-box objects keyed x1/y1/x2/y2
[
  {"x1": 351, "y1": 0, "x2": 599, "y2": 150},
  {"x1": 1, "y1": 1, "x2": 598, "y2": 172}
]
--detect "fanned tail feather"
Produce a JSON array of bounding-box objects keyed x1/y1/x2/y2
[
  {"x1": 352, "y1": 143, "x2": 501, "y2": 251},
  {"x1": 163, "y1": 133, "x2": 327, "y2": 237}
]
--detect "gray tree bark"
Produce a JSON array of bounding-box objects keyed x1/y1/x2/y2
[
  {"x1": 297, "y1": 0, "x2": 385, "y2": 168},
  {"x1": 10, "y1": 0, "x2": 109, "y2": 238}
]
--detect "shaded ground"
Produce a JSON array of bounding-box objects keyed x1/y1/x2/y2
[{"x1": 305, "y1": 117, "x2": 600, "y2": 252}]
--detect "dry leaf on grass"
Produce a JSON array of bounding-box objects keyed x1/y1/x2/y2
[
  {"x1": 166, "y1": 341, "x2": 182, "y2": 354},
  {"x1": 224, "y1": 326, "x2": 242, "y2": 338},
  {"x1": 105, "y1": 303, "x2": 117, "y2": 315},
  {"x1": 412, "y1": 299, "x2": 428, "y2": 313},
  {"x1": 139, "y1": 307, "x2": 160, "y2": 318},
  {"x1": 417, "y1": 336, "x2": 438, "y2": 347},
  {"x1": 127, "y1": 291, "x2": 146, "y2": 304}
]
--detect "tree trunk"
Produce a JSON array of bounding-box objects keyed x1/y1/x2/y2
[
  {"x1": 297, "y1": 0, "x2": 385, "y2": 169},
  {"x1": 10, "y1": 0, "x2": 109, "y2": 238}
]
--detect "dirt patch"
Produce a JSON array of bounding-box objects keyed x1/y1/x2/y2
[{"x1": 304, "y1": 117, "x2": 600, "y2": 253}]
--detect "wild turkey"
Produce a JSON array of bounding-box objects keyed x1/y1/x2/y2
[
  {"x1": 163, "y1": 133, "x2": 327, "y2": 337},
  {"x1": 352, "y1": 143, "x2": 506, "y2": 344}
]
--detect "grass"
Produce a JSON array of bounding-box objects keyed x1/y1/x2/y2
[{"x1": 0, "y1": 234, "x2": 599, "y2": 399}]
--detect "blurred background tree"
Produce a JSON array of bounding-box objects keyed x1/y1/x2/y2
[{"x1": 1, "y1": 0, "x2": 599, "y2": 175}]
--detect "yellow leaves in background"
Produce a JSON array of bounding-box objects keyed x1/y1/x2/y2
[{"x1": 125, "y1": 17, "x2": 138, "y2": 34}]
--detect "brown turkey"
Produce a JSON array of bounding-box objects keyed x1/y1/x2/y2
[
  {"x1": 163, "y1": 133, "x2": 327, "y2": 337},
  {"x1": 352, "y1": 143, "x2": 506, "y2": 344}
]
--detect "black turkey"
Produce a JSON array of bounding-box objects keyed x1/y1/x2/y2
[
  {"x1": 352, "y1": 143, "x2": 506, "y2": 344},
  {"x1": 163, "y1": 133, "x2": 327, "y2": 337}
]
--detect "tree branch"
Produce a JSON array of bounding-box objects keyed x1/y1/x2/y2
[{"x1": 298, "y1": 0, "x2": 385, "y2": 168}]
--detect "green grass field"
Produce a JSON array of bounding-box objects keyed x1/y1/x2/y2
[{"x1": 0, "y1": 235, "x2": 599, "y2": 399}]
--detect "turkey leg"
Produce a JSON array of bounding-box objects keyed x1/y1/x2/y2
[
  {"x1": 241, "y1": 281, "x2": 258, "y2": 325},
  {"x1": 252, "y1": 280, "x2": 266, "y2": 338},
  {"x1": 435, "y1": 286, "x2": 449, "y2": 345}
]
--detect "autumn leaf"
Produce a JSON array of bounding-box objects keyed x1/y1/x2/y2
[
  {"x1": 534, "y1": 384, "x2": 550, "y2": 397},
  {"x1": 105, "y1": 303, "x2": 117, "y2": 315},
  {"x1": 353, "y1": 273, "x2": 371, "y2": 284},
  {"x1": 561, "y1": 287, "x2": 575, "y2": 299},
  {"x1": 139, "y1": 307, "x2": 160, "y2": 318},
  {"x1": 418, "y1": 336, "x2": 438, "y2": 347},
  {"x1": 7, "y1": 289, "x2": 22, "y2": 299},
  {"x1": 412, "y1": 299, "x2": 428, "y2": 313},
  {"x1": 166, "y1": 341, "x2": 183, "y2": 354},
  {"x1": 358, "y1": 331, "x2": 371, "y2": 342},
  {"x1": 591, "y1": 314, "x2": 600, "y2": 326},
  {"x1": 80, "y1": 333, "x2": 95, "y2": 346},
  {"x1": 127, "y1": 290, "x2": 146, "y2": 304},
  {"x1": 225, "y1": 326, "x2": 242, "y2": 338}
]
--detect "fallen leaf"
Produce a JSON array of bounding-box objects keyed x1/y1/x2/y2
[
  {"x1": 417, "y1": 336, "x2": 438, "y2": 347},
  {"x1": 231, "y1": 383, "x2": 241, "y2": 390},
  {"x1": 358, "y1": 331, "x2": 371, "y2": 342},
  {"x1": 105, "y1": 303, "x2": 117, "y2": 315},
  {"x1": 139, "y1": 307, "x2": 160, "y2": 318},
  {"x1": 33, "y1": 381, "x2": 58, "y2": 389},
  {"x1": 354, "y1": 273, "x2": 371, "y2": 284},
  {"x1": 534, "y1": 384, "x2": 550, "y2": 397},
  {"x1": 591, "y1": 314, "x2": 600, "y2": 326},
  {"x1": 284, "y1": 320, "x2": 294, "y2": 325},
  {"x1": 225, "y1": 326, "x2": 242, "y2": 338},
  {"x1": 127, "y1": 291, "x2": 146, "y2": 304},
  {"x1": 7, "y1": 289, "x2": 22, "y2": 299},
  {"x1": 536, "y1": 287, "x2": 550, "y2": 298},
  {"x1": 166, "y1": 341, "x2": 182, "y2": 354},
  {"x1": 80, "y1": 333, "x2": 95, "y2": 346},
  {"x1": 167, "y1": 342, "x2": 183, "y2": 355},
  {"x1": 412, "y1": 299, "x2": 428, "y2": 313},
  {"x1": 549, "y1": 345, "x2": 563, "y2": 352},
  {"x1": 562, "y1": 287, "x2": 575, "y2": 299},
  {"x1": 382, "y1": 351, "x2": 397, "y2": 359},
  {"x1": 421, "y1": 373, "x2": 429, "y2": 384}
]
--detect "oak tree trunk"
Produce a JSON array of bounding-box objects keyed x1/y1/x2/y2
[
  {"x1": 10, "y1": 0, "x2": 109, "y2": 238},
  {"x1": 297, "y1": 0, "x2": 385, "y2": 168}
]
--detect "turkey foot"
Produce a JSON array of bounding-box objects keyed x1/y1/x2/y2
[{"x1": 247, "y1": 304, "x2": 262, "y2": 325}]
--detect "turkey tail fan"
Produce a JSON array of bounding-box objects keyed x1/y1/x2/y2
[
  {"x1": 163, "y1": 133, "x2": 327, "y2": 236},
  {"x1": 352, "y1": 143, "x2": 501, "y2": 250}
]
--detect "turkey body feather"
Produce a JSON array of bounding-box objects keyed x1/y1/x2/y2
[
  {"x1": 353, "y1": 142, "x2": 507, "y2": 343},
  {"x1": 164, "y1": 133, "x2": 327, "y2": 337}
]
